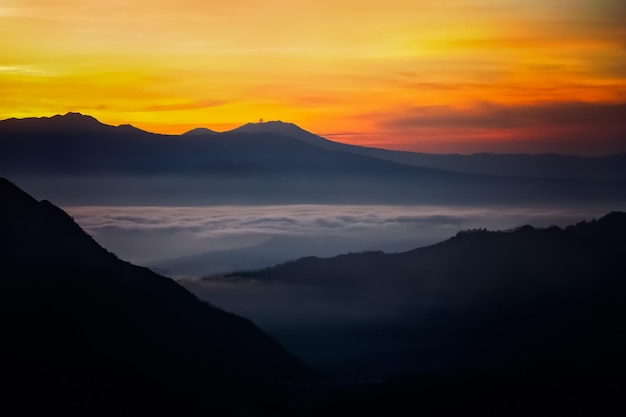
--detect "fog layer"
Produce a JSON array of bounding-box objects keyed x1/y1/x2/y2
[{"x1": 64, "y1": 204, "x2": 619, "y2": 277}]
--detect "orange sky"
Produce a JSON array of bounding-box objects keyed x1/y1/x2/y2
[{"x1": 1, "y1": 0, "x2": 625, "y2": 154}]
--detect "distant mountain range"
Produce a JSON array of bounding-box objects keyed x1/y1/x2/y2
[
  {"x1": 219, "y1": 119, "x2": 626, "y2": 180},
  {"x1": 0, "y1": 177, "x2": 307, "y2": 414},
  {"x1": 182, "y1": 127, "x2": 218, "y2": 136},
  {"x1": 1, "y1": 112, "x2": 625, "y2": 205},
  {"x1": 0, "y1": 112, "x2": 454, "y2": 177},
  {"x1": 4, "y1": 112, "x2": 625, "y2": 179},
  {"x1": 149, "y1": 234, "x2": 427, "y2": 279}
]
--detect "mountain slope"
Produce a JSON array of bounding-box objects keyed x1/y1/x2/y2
[
  {"x1": 4, "y1": 113, "x2": 625, "y2": 180},
  {"x1": 0, "y1": 177, "x2": 308, "y2": 414},
  {"x1": 150, "y1": 234, "x2": 421, "y2": 279},
  {"x1": 214, "y1": 213, "x2": 626, "y2": 377},
  {"x1": 227, "y1": 121, "x2": 626, "y2": 179},
  {"x1": 0, "y1": 111, "x2": 108, "y2": 132},
  {"x1": 0, "y1": 113, "x2": 449, "y2": 177},
  {"x1": 346, "y1": 148, "x2": 626, "y2": 180},
  {"x1": 227, "y1": 120, "x2": 340, "y2": 148},
  {"x1": 2, "y1": 113, "x2": 625, "y2": 206},
  {"x1": 183, "y1": 127, "x2": 218, "y2": 136}
]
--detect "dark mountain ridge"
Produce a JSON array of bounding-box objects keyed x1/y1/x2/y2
[
  {"x1": 176, "y1": 211, "x2": 626, "y2": 415},
  {"x1": 0, "y1": 111, "x2": 152, "y2": 134},
  {"x1": 221, "y1": 119, "x2": 626, "y2": 180},
  {"x1": 3, "y1": 174, "x2": 624, "y2": 414},
  {"x1": 0, "y1": 177, "x2": 308, "y2": 414},
  {"x1": 0, "y1": 113, "x2": 451, "y2": 177},
  {"x1": 4, "y1": 113, "x2": 624, "y2": 180},
  {"x1": 355, "y1": 148, "x2": 626, "y2": 180},
  {"x1": 150, "y1": 234, "x2": 423, "y2": 279},
  {"x1": 223, "y1": 212, "x2": 626, "y2": 377},
  {"x1": 227, "y1": 120, "x2": 340, "y2": 148},
  {"x1": 2, "y1": 113, "x2": 625, "y2": 205},
  {"x1": 183, "y1": 126, "x2": 218, "y2": 136}
]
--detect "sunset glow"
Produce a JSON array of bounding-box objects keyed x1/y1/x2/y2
[{"x1": 2, "y1": 0, "x2": 625, "y2": 154}]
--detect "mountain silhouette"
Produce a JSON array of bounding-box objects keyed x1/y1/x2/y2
[
  {"x1": 0, "y1": 111, "x2": 150, "y2": 133},
  {"x1": 0, "y1": 111, "x2": 105, "y2": 131},
  {"x1": 2, "y1": 113, "x2": 624, "y2": 206},
  {"x1": 2, "y1": 174, "x2": 624, "y2": 415},
  {"x1": 0, "y1": 112, "x2": 443, "y2": 176},
  {"x1": 349, "y1": 149, "x2": 626, "y2": 180},
  {"x1": 182, "y1": 127, "x2": 219, "y2": 136},
  {"x1": 227, "y1": 120, "x2": 339, "y2": 148},
  {"x1": 173, "y1": 213, "x2": 626, "y2": 415},
  {"x1": 0, "y1": 177, "x2": 308, "y2": 414},
  {"x1": 151, "y1": 234, "x2": 426, "y2": 279},
  {"x1": 226, "y1": 119, "x2": 626, "y2": 180},
  {"x1": 4, "y1": 113, "x2": 625, "y2": 179},
  {"x1": 221, "y1": 213, "x2": 626, "y2": 378}
]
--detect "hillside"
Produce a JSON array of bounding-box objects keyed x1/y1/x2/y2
[
  {"x1": 212, "y1": 213, "x2": 626, "y2": 377},
  {"x1": 223, "y1": 119, "x2": 626, "y2": 180},
  {"x1": 0, "y1": 177, "x2": 308, "y2": 414},
  {"x1": 176, "y1": 212, "x2": 626, "y2": 415}
]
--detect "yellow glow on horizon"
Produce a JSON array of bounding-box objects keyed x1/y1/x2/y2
[{"x1": 1, "y1": 0, "x2": 625, "y2": 153}]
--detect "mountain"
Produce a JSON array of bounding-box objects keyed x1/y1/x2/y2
[
  {"x1": 0, "y1": 177, "x2": 308, "y2": 414},
  {"x1": 227, "y1": 120, "x2": 339, "y2": 148},
  {"x1": 149, "y1": 234, "x2": 426, "y2": 279},
  {"x1": 0, "y1": 111, "x2": 107, "y2": 132},
  {"x1": 0, "y1": 111, "x2": 150, "y2": 134},
  {"x1": 4, "y1": 113, "x2": 626, "y2": 180},
  {"x1": 344, "y1": 148, "x2": 626, "y2": 180},
  {"x1": 3, "y1": 113, "x2": 625, "y2": 206},
  {"x1": 183, "y1": 127, "x2": 218, "y2": 136},
  {"x1": 0, "y1": 113, "x2": 440, "y2": 177},
  {"x1": 178, "y1": 213, "x2": 626, "y2": 415},
  {"x1": 226, "y1": 121, "x2": 626, "y2": 180},
  {"x1": 202, "y1": 213, "x2": 626, "y2": 379}
]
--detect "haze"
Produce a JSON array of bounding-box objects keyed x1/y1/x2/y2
[{"x1": 64, "y1": 204, "x2": 617, "y2": 278}]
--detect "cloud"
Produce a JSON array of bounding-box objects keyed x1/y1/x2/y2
[
  {"x1": 65, "y1": 205, "x2": 610, "y2": 265},
  {"x1": 374, "y1": 101, "x2": 626, "y2": 154},
  {"x1": 0, "y1": 65, "x2": 59, "y2": 76},
  {"x1": 141, "y1": 99, "x2": 228, "y2": 112},
  {"x1": 381, "y1": 101, "x2": 626, "y2": 130}
]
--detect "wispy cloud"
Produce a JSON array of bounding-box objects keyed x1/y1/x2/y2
[
  {"x1": 374, "y1": 101, "x2": 626, "y2": 154},
  {"x1": 381, "y1": 101, "x2": 626, "y2": 130},
  {"x1": 140, "y1": 99, "x2": 229, "y2": 112},
  {"x1": 0, "y1": 65, "x2": 59, "y2": 76}
]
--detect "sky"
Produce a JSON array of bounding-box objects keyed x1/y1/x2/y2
[{"x1": 1, "y1": 0, "x2": 625, "y2": 154}]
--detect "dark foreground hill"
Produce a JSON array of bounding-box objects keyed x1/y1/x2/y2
[
  {"x1": 0, "y1": 178, "x2": 308, "y2": 415},
  {"x1": 3, "y1": 177, "x2": 625, "y2": 415},
  {"x1": 229, "y1": 213, "x2": 626, "y2": 375}
]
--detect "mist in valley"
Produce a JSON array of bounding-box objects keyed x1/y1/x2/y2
[
  {"x1": 61, "y1": 203, "x2": 616, "y2": 274},
  {"x1": 59, "y1": 201, "x2": 626, "y2": 377}
]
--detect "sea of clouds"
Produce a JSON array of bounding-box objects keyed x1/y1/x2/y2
[{"x1": 65, "y1": 204, "x2": 609, "y2": 266}]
